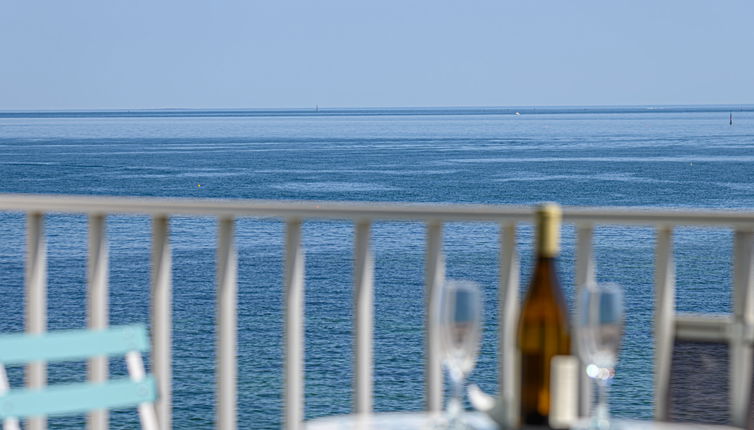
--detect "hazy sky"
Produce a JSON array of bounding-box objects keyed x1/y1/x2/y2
[{"x1": 1, "y1": 1, "x2": 752, "y2": 110}]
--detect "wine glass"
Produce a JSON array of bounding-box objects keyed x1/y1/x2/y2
[
  {"x1": 575, "y1": 283, "x2": 624, "y2": 430},
  {"x1": 436, "y1": 280, "x2": 483, "y2": 429}
]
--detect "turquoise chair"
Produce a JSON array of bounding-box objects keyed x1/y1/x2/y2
[{"x1": 0, "y1": 324, "x2": 159, "y2": 430}]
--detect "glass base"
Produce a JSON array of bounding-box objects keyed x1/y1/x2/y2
[
  {"x1": 571, "y1": 417, "x2": 622, "y2": 430},
  {"x1": 436, "y1": 414, "x2": 474, "y2": 430}
]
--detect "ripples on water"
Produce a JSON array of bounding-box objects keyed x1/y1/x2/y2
[{"x1": 0, "y1": 108, "x2": 752, "y2": 428}]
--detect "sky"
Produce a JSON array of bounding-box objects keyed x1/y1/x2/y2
[{"x1": 1, "y1": 1, "x2": 753, "y2": 110}]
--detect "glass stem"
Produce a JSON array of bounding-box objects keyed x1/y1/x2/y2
[
  {"x1": 448, "y1": 370, "x2": 464, "y2": 426},
  {"x1": 594, "y1": 377, "x2": 609, "y2": 428}
]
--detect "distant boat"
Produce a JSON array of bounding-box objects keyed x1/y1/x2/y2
[{"x1": 514, "y1": 112, "x2": 521, "y2": 116}]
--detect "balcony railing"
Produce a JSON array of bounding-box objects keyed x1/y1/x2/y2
[{"x1": 1, "y1": 193, "x2": 754, "y2": 429}]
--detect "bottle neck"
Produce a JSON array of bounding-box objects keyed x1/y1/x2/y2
[
  {"x1": 532, "y1": 202, "x2": 562, "y2": 289},
  {"x1": 529, "y1": 255, "x2": 560, "y2": 294},
  {"x1": 533, "y1": 255, "x2": 558, "y2": 274}
]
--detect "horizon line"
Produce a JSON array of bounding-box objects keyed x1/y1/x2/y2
[{"x1": 1, "y1": 102, "x2": 754, "y2": 114}]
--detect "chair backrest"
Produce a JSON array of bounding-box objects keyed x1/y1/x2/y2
[
  {"x1": 661, "y1": 314, "x2": 754, "y2": 429},
  {"x1": 0, "y1": 324, "x2": 158, "y2": 430},
  {"x1": 668, "y1": 338, "x2": 730, "y2": 425}
]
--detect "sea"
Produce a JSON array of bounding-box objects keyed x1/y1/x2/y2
[{"x1": 0, "y1": 105, "x2": 753, "y2": 429}]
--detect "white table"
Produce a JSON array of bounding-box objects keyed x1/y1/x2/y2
[
  {"x1": 306, "y1": 412, "x2": 496, "y2": 429},
  {"x1": 305, "y1": 413, "x2": 741, "y2": 430},
  {"x1": 576, "y1": 420, "x2": 739, "y2": 430}
]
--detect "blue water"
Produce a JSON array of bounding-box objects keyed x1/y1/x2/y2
[{"x1": 1, "y1": 107, "x2": 753, "y2": 428}]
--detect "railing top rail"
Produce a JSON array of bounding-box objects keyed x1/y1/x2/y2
[{"x1": 1, "y1": 193, "x2": 754, "y2": 227}]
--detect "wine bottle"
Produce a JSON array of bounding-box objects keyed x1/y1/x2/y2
[{"x1": 518, "y1": 203, "x2": 571, "y2": 428}]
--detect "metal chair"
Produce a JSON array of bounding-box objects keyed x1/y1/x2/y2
[
  {"x1": 0, "y1": 324, "x2": 159, "y2": 430},
  {"x1": 651, "y1": 230, "x2": 754, "y2": 429}
]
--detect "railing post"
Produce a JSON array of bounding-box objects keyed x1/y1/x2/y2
[
  {"x1": 87, "y1": 214, "x2": 109, "y2": 430},
  {"x1": 731, "y1": 230, "x2": 754, "y2": 427},
  {"x1": 353, "y1": 220, "x2": 374, "y2": 414},
  {"x1": 151, "y1": 216, "x2": 172, "y2": 430},
  {"x1": 575, "y1": 224, "x2": 596, "y2": 418},
  {"x1": 654, "y1": 227, "x2": 675, "y2": 420},
  {"x1": 424, "y1": 221, "x2": 444, "y2": 413},
  {"x1": 575, "y1": 225, "x2": 596, "y2": 287},
  {"x1": 217, "y1": 217, "x2": 238, "y2": 430},
  {"x1": 284, "y1": 219, "x2": 305, "y2": 430},
  {"x1": 499, "y1": 222, "x2": 520, "y2": 427},
  {"x1": 25, "y1": 212, "x2": 47, "y2": 430}
]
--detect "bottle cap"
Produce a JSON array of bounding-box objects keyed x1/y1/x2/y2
[{"x1": 536, "y1": 202, "x2": 561, "y2": 257}]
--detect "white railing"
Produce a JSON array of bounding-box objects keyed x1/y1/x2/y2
[{"x1": 2, "y1": 193, "x2": 754, "y2": 429}]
